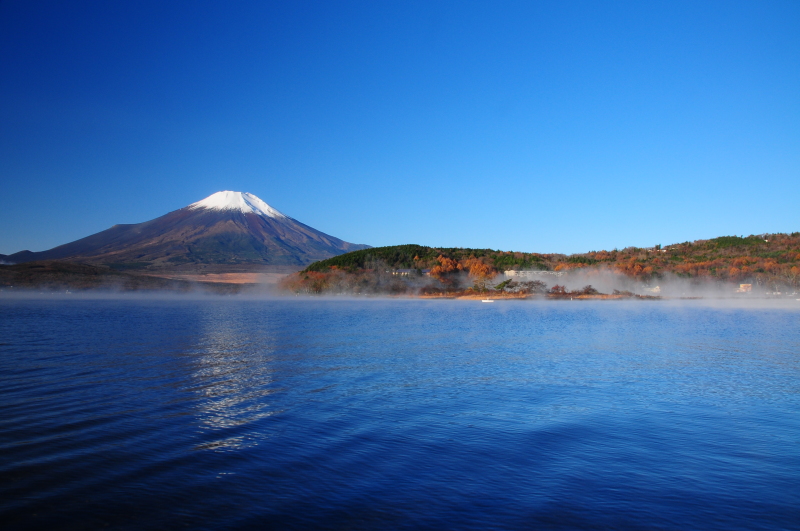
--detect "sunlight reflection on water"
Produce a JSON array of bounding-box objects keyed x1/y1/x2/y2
[{"x1": 190, "y1": 304, "x2": 280, "y2": 451}]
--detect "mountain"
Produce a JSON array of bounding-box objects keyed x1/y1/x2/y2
[{"x1": 6, "y1": 191, "x2": 370, "y2": 269}]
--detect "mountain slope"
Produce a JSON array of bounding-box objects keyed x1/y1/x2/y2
[{"x1": 7, "y1": 191, "x2": 369, "y2": 268}]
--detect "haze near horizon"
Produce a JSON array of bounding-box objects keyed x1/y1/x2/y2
[{"x1": 1, "y1": 1, "x2": 798, "y2": 255}]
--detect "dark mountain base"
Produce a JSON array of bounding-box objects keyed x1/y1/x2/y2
[
  {"x1": 0, "y1": 261, "x2": 255, "y2": 294},
  {"x1": 106, "y1": 262, "x2": 302, "y2": 274}
]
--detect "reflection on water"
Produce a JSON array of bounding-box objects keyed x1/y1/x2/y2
[
  {"x1": 191, "y1": 304, "x2": 279, "y2": 451},
  {"x1": 0, "y1": 299, "x2": 799, "y2": 530}
]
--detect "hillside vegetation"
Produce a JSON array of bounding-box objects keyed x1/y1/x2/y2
[
  {"x1": 304, "y1": 244, "x2": 548, "y2": 273},
  {"x1": 286, "y1": 233, "x2": 800, "y2": 295}
]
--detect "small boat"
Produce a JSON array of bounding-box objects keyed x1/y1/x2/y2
[{"x1": 481, "y1": 299, "x2": 494, "y2": 303}]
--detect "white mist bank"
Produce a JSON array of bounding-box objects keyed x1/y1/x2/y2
[
  {"x1": 2, "y1": 290, "x2": 799, "y2": 312},
  {"x1": 3, "y1": 267, "x2": 798, "y2": 308},
  {"x1": 536, "y1": 270, "x2": 732, "y2": 298}
]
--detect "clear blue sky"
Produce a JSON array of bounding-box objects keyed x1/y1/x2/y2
[{"x1": 1, "y1": 1, "x2": 798, "y2": 255}]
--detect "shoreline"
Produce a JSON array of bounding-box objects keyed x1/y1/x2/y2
[{"x1": 419, "y1": 292, "x2": 662, "y2": 301}]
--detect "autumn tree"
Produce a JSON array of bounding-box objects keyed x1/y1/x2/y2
[
  {"x1": 463, "y1": 258, "x2": 496, "y2": 291},
  {"x1": 429, "y1": 255, "x2": 462, "y2": 278}
]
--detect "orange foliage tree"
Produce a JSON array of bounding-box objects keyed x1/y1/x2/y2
[
  {"x1": 429, "y1": 255, "x2": 463, "y2": 278},
  {"x1": 462, "y1": 258, "x2": 496, "y2": 291}
]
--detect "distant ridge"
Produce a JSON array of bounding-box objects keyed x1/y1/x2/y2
[{"x1": 6, "y1": 191, "x2": 370, "y2": 268}]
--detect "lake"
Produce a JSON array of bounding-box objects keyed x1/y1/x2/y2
[{"x1": 1, "y1": 297, "x2": 798, "y2": 530}]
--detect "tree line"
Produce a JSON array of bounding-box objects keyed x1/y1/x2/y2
[{"x1": 288, "y1": 233, "x2": 800, "y2": 294}]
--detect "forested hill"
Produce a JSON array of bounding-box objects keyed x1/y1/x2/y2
[
  {"x1": 304, "y1": 233, "x2": 800, "y2": 285},
  {"x1": 303, "y1": 244, "x2": 547, "y2": 273}
]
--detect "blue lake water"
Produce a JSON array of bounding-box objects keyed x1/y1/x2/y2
[{"x1": 1, "y1": 298, "x2": 799, "y2": 530}]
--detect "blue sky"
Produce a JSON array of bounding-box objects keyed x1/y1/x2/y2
[{"x1": 1, "y1": 0, "x2": 798, "y2": 255}]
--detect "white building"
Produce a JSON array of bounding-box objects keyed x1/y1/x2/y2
[{"x1": 504, "y1": 270, "x2": 564, "y2": 278}]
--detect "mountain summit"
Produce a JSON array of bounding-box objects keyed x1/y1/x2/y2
[
  {"x1": 6, "y1": 191, "x2": 369, "y2": 268},
  {"x1": 188, "y1": 191, "x2": 288, "y2": 218}
]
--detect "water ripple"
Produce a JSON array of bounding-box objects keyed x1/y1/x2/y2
[{"x1": 1, "y1": 299, "x2": 799, "y2": 530}]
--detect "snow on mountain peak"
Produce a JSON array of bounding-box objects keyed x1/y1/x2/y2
[{"x1": 188, "y1": 191, "x2": 287, "y2": 219}]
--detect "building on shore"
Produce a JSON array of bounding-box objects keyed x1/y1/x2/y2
[
  {"x1": 390, "y1": 269, "x2": 431, "y2": 276},
  {"x1": 504, "y1": 270, "x2": 564, "y2": 278}
]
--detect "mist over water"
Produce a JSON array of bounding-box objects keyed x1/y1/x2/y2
[
  {"x1": 545, "y1": 269, "x2": 796, "y2": 299},
  {"x1": 1, "y1": 298, "x2": 799, "y2": 530}
]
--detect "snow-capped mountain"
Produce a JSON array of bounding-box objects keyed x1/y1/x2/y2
[
  {"x1": 188, "y1": 191, "x2": 289, "y2": 218},
  {"x1": 6, "y1": 191, "x2": 369, "y2": 268}
]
